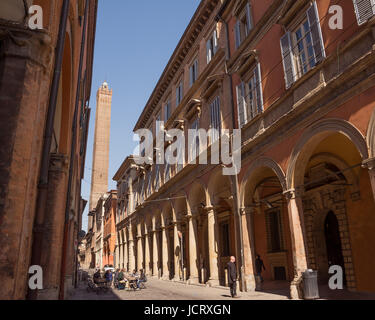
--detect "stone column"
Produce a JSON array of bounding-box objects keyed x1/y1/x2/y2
[
  {"x1": 207, "y1": 207, "x2": 219, "y2": 287},
  {"x1": 363, "y1": 158, "x2": 375, "y2": 202},
  {"x1": 123, "y1": 240, "x2": 128, "y2": 271},
  {"x1": 284, "y1": 189, "x2": 308, "y2": 300},
  {"x1": 187, "y1": 214, "x2": 199, "y2": 284},
  {"x1": 152, "y1": 230, "x2": 159, "y2": 278},
  {"x1": 241, "y1": 207, "x2": 256, "y2": 291},
  {"x1": 161, "y1": 226, "x2": 170, "y2": 280},
  {"x1": 172, "y1": 222, "x2": 180, "y2": 281},
  {"x1": 119, "y1": 242, "x2": 123, "y2": 269},
  {"x1": 144, "y1": 231, "x2": 151, "y2": 276},
  {"x1": 128, "y1": 226, "x2": 136, "y2": 272},
  {"x1": 137, "y1": 236, "x2": 143, "y2": 272}
]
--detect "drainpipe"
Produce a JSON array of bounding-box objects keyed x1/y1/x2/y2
[
  {"x1": 216, "y1": 13, "x2": 246, "y2": 292},
  {"x1": 59, "y1": 0, "x2": 90, "y2": 300},
  {"x1": 27, "y1": 0, "x2": 71, "y2": 300}
]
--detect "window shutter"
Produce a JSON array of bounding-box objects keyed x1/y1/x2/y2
[
  {"x1": 206, "y1": 39, "x2": 212, "y2": 63},
  {"x1": 236, "y1": 83, "x2": 246, "y2": 127},
  {"x1": 155, "y1": 165, "x2": 160, "y2": 190},
  {"x1": 254, "y1": 63, "x2": 264, "y2": 114},
  {"x1": 194, "y1": 59, "x2": 199, "y2": 81},
  {"x1": 307, "y1": 1, "x2": 326, "y2": 64},
  {"x1": 280, "y1": 31, "x2": 296, "y2": 89},
  {"x1": 190, "y1": 120, "x2": 198, "y2": 162},
  {"x1": 176, "y1": 87, "x2": 179, "y2": 106},
  {"x1": 353, "y1": 0, "x2": 375, "y2": 25},
  {"x1": 235, "y1": 21, "x2": 241, "y2": 49},
  {"x1": 189, "y1": 65, "x2": 193, "y2": 87},
  {"x1": 216, "y1": 97, "x2": 221, "y2": 136},
  {"x1": 213, "y1": 30, "x2": 218, "y2": 55},
  {"x1": 246, "y1": 3, "x2": 253, "y2": 34}
]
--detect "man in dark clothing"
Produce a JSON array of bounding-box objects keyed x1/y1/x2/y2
[
  {"x1": 227, "y1": 256, "x2": 239, "y2": 298},
  {"x1": 255, "y1": 255, "x2": 266, "y2": 282}
]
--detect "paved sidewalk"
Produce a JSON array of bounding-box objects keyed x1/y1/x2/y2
[{"x1": 70, "y1": 278, "x2": 290, "y2": 300}]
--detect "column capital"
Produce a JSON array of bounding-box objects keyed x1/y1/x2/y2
[
  {"x1": 241, "y1": 207, "x2": 256, "y2": 216},
  {"x1": 203, "y1": 206, "x2": 215, "y2": 214},
  {"x1": 363, "y1": 158, "x2": 375, "y2": 171},
  {"x1": 283, "y1": 188, "x2": 304, "y2": 200}
]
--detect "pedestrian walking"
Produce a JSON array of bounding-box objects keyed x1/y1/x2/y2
[
  {"x1": 255, "y1": 255, "x2": 266, "y2": 283},
  {"x1": 227, "y1": 256, "x2": 239, "y2": 298}
]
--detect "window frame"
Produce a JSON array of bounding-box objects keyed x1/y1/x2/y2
[
  {"x1": 209, "y1": 95, "x2": 221, "y2": 144},
  {"x1": 206, "y1": 27, "x2": 218, "y2": 64},
  {"x1": 189, "y1": 58, "x2": 199, "y2": 87},
  {"x1": 176, "y1": 80, "x2": 183, "y2": 106},
  {"x1": 234, "y1": 2, "x2": 253, "y2": 49}
]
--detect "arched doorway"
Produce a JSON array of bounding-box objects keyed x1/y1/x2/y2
[
  {"x1": 241, "y1": 161, "x2": 294, "y2": 293},
  {"x1": 288, "y1": 120, "x2": 375, "y2": 293},
  {"x1": 324, "y1": 211, "x2": 346, "y2": 286}
]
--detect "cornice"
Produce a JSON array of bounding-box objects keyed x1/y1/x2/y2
[{"x1": 134, "y1": 0, "x2": 220, "y2": 131}]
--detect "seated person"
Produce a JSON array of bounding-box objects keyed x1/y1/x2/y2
[
  {"x1": 118, "y1": 269, "x2": 125, "y2": 283},
  {"x1": 105, "y1": 270, "x2": 113, "y2": 286},
  {"x1": 137, "y1": 269, "x2": 147, "y2": 289},
  {"x1": 93, "y1": 269, "x2": 101, "y2": 284},
  {"x1": 130, "y1": 269, "x2": 139, "y2": 278}
]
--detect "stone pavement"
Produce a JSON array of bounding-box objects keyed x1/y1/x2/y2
[{"x1": 70, "y1": 278, "x2": 290, "y2": 301}]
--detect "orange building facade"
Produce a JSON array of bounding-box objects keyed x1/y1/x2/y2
[
  {"x1": 113, "y1": 0, "x2": 375, "y2": 299},
  {"x1": 0, "y1": 0, "x2": 98, "y2": 299},
  {"x1": 103, "y1": 191, "x2": 117, "y2": 267}
]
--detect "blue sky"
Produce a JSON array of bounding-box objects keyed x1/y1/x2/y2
[{"x1": 81, "y1": 0, "x2": 201, "y2": 230}]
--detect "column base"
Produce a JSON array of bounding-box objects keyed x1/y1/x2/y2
[
  {"x1": 290, "y1": 276, "x2": 304, "y2": 300},
  {"x1": 187, "y1": 276, "x2": 199, "y2": 285},
  {"x1": 162, "y1": 273, "x2": 170, "y2": 281},
  {"x1": 244, "y1": 274, "x2": 256, "y2": 292},
  {"x1": 206, "y1": 278, "x2": 220, "y2": 287}
]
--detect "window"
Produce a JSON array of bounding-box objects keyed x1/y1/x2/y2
[
  {"x1": 164, "y1": 163, "x2": 171, "y2": 182},
  {"x1": 139, "y1": 178, "x2": 145, "y2": 204},
  {"x1": 156, "y1": 112, "x2": 163, "y2": 138},
  {"x1": 206, "y1": 29, "x2": 218, "y2": 63},
  {"x1": 265, "y1": 209, "x2": 284, "y2": 253},
  {"x1": 353, "y1": 0, "x2": 375, "y2": 25},
  {"x1": 294, "y1": 19, "x2": 316, "y2": 77},
  {"x1": 176, "y1": 81, "x2": 183, "y2": 106},
  {"x1": 235, "y1": 3, "x2": 253, "y2": 49},
  {"x1": 146, "y1": 171, "x2": 152, "y2": 197},
  {"x1": 189, "y1": 119, "x2": 200, "y2": 162},
  {"x1": 164, "y1": 101, "x2": 171, "y2": 122},
  {"x1": 189, "y1": 59, "x2": 199, "y2": 87},
  {"x1": 210, "y1": 96, "x2": 221, "y2": 143},
  {"x1": 236, "y1": 63, "x2": 263, "y2": 128},
  {"x1": 280, "y1": 1, "x2": 325, "y2": 88},
  {"x1": 154, "y1": 165, "x2": 161, "y2": 191},
  {"x1": 221, "y1": 223, "x2": 231, "y2": 257}
]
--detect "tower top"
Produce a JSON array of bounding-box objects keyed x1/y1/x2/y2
[{"x1": 101, "y1": 81, "x2": 109, "y2": 90}]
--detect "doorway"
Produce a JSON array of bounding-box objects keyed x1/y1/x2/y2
[{"x1": 324, "y1": 211, "x2": 346, "y2": 286}]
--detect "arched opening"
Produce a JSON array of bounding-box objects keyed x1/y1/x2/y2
[
  {"x1": 188, "y1": 182, "x2": 208, "y2": 284},
  {"x1": 290, "y1": 125, "x2": 375, "y2": 294},
  {"x1": 162, "y1": 203, "x2": 174, "y2": 280},
  {"x1": 208, "y1": 171, "x2": 235, "y2": 287},
  {"x1": 242, "y1": 163, "x2": 293, "y2": 296},
  {"x1": 324, "y1": 211, "x2": 346, "y2": 286},
  {"x1": 174, "y1": 196, "x2": 188, "y2": 281},
  {"x1": 52, "y1": 32, "x2": 72, "y2": 155}
]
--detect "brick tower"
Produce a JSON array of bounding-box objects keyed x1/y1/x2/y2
[{"x1": 89, "y1": 81, "x2": 112, "y2": 225}]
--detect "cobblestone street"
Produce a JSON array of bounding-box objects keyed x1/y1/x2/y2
[{"x1": 70, "y1": 278, "x2": 290, "y2": 301}]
